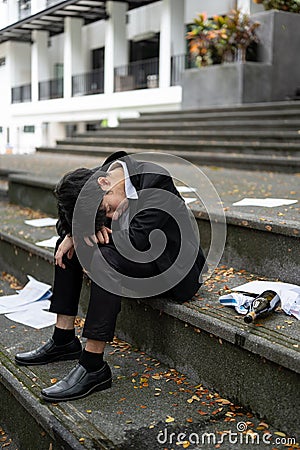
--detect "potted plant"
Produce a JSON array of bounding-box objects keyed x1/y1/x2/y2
[
  {"x1": 225, "y1": 9, "x2": 260, "y2": 62},
  {"x1": 186, "y1": 9, "x2": 260, "y2": 66}
]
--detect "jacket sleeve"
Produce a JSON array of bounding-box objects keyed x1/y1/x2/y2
[{"x1": 111, "y1": 174, "x2": 184, "y2": 253}]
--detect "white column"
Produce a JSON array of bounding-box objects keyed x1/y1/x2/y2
[
  {"x1": 31, "y1": 30, "x2": 50, "y2": 102},
  {"x1": 159, "y1": 0, "x2": 184, "y2": 88},
  {"x1": 31, "y1": 0, "x2": 47, "y2": 15},
  {"x1": 64, "y1": 17, "x2": 84, "y2": 98},
  {"x1": 8, "y1": 1, "x2": 18, "y2": 25},
  {"x1": 0, "y1": 1, "x2": 9, "y2": 29},
  {"x1": 48, "y1": 122, "x2": 65, "y2": 147},
  {"x1": 104, "y1": 1, "x2": 128, "y2": 95}
]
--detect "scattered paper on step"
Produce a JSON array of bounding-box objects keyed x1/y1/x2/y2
[
  {"x1": 0, "y1": 275, "x2": 54, "y2": 327},
  {"x1": 219, "y1": 292, "x2": 256, "y2": 314},
  {"x1": 25, "y1": 218, "x2": 57, "y2": 227},
  {"x1": 36, "y1": 235, "x2": 58, "y2": 248},
  {"x1": 177, "y1": 186, "x2": 197, "y2": 193},
  {"x1": 232, "y1": 198, "x2": 298, "y2": 208},
  {"x1": 184, "y1": 197, "x2": 197, "y2": 205},
  {"x1": 5, "y1": 300, "x2": 56, "y2": 329},
  {"x1": 220, "y1": 280, "x2": 300, "y2": 320}
]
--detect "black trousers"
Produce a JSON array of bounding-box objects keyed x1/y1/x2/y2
[{"x1": 49, "y1": 237, "x2": 160, "y2": 342}]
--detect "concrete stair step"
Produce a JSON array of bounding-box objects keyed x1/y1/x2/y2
[
  {"x1": 5, "y1": 176, "x2": 300, "y2": 284},
  {"x1": 0, "y1": 201, "x2": 299, "y2": 443},
  {"x1": 121, "y1": 109, "x2": 300, "y2": 123},
  {"x1": 76, "y1": 130, "x2": 300, "y2": 142},
  {"x1": 116, "y1": 119, "x2": 300, "y2": 130},
  {"x1": 138, "y1": 100, "x2": 300, "y2": 116},
  {"x1": 1, "y1": 276, "x2": 298, "y2": 450},
  {"x1": 55, "y1": 138, "x2": 300, "y2": 155},
  {"x1": 36, "y1": 146, "x2": 300, "y2": 172}
]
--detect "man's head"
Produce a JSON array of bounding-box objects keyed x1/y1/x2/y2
[
  {"x1": 55, "y1": 164, "x2": 129, "y2": 237},
  {"x1": 54, "y1": 168, "x2": 101, "y2": 234},
  {"x1": 97, "y1": 165, "x2": 128, "y2": 221}
]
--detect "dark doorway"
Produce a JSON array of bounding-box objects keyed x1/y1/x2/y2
[
  {"x1": 92, "y1": 47, "x2": 105, "y2": 70},
  {"x1": 129, "y1": 33, "x2": 159, "y2": 62}
]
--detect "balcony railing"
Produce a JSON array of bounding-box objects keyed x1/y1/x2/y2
[
  {"x1": 114, "y1": 57, "x2": 159, "y2": 92},
  {"x1": 39, "y1": 78, "x2": 63, "y2": 100},
  {"x1": 11, "y1": 84, "x2": 31, "y2": 104},
  {"x1": 72, "y1": 69, "x2": 104, "y2": 96},
  {"x1": 171, "y1": 54, "x2": 197, "y2": 86}
]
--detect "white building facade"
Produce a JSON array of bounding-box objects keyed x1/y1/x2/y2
[{"x1": 0, "y1": 0, "x2": 263, "y2": 153}]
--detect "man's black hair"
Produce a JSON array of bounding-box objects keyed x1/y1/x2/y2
[{"x1": 54, "y1": 168, "x2": 106, "y2": 237}]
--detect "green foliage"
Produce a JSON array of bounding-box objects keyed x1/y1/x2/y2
[
  {"x1": 186, "y1": 9, "x2": 260, "y2": 67},
  {"x1": 260, "y1": 0, "x2": 300, "y2": 13}
]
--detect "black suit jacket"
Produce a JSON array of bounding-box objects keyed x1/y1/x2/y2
[{"x1": 100, "y1": 152, "x2": 207, "y2": 301}]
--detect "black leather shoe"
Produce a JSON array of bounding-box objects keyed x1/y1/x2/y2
[
  {"x1": 41, "y1": 362, "x2": 112, "y2": 402},
  {"x1": 15, "y1": 337, "x2": 82, "y2": 366}
]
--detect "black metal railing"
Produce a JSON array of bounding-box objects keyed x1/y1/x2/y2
[
  {"x1": 11, "y1": 84, "x2": 31, "y2": 103},
  {"x1": 39, "y1": 78, "x2": 63, "y2": 100},
  {"x1": 171, "y1": 53, "x2": 197, "y2": 86},
  {"x1": 72, "y1": 69, "x2": 104, "y2": 96},
  {"x1": 114, "y1": 57, "x2": 159, "y2": 92}
]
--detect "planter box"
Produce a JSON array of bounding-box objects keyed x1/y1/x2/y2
[
  {"x1": 182, "y1": 63, "x2": 272, "y2": 108},
  {"x1": 182, "y1": 10, "x2": 300, "y2": 108}
]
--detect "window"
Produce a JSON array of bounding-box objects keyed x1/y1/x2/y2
[
  {"x1": 0, "y1": 57, "x2": 5, "y2": 67},
  {"x1": 54, "y1": 63, "x2": 63, "y2": 79},
  {"x1": 23, "y1": 125, "x2": 35, "y2": 133}
]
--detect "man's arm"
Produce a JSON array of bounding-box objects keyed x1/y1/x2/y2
[
  {"x1": 111, "y1": 174, "x2": 184, "y2": 253},
  {"x1": 55, "y1": 235, "x2": 74, "y2": 269}
]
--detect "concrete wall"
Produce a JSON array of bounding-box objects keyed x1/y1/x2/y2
[
  {"x1": 185, "y1": 0, "x2": 235, "y2": 22},
  {"x1": 254, "y1": 10, "x2": 300, "y2": 101}
]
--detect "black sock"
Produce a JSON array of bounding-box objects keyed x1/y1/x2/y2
[
  {"x1": 52, "y1": 327, "x2": 75, "y2": 346},
  {"x1": 79, "y1": 349, "x2": 104, "y2": 373}
]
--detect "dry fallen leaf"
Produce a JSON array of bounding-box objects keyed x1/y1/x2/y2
[
  {"x1": 215, "y1": 398, "x2": 231, "y2": 405},
  {"x1": 165, "y1": 416, "x2": 175, "y2": 423}
]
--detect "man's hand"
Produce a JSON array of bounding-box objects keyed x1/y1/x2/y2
[
  {"x1": 83, "y1": 227, "x2": 112, "y2": 246},
  {"x1": 55, "y1": 235, "x2": 74, "y2": 269},
  {"x1": 97, "y1": 226, "x2": 112, "y2": 244}
]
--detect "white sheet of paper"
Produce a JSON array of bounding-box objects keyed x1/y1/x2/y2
[
  {"x1": 5, "y1": 300, "x2": 56, "y2": 329},
  {"x1": 36, "y1": 236, "x2": 58, "y2": 248},
  {"x1": 232, "y1": 198, "x2": 298, "y2": 208},
  {"x1": 184, "y1": 197, "x2": 197, "y2": 205},
  {"x1": 0, "y1": 275, "x2": 52, "y2": 312},
  {"x1": 25, "y1": 218, "x2": 57, "y2": 227},
  {"x1": 177, "y1": 186, "x2": 197, "y2": 193},
  {"x1": 231, "y1": 280, "x2": 300, "y2": 296}
]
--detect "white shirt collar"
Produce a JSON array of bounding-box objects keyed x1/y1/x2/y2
[{"x1": 107, "y1": 160, "x2": 138, "y2": 200}]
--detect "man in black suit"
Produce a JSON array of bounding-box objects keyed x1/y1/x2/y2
[{"x1": 15, "y1": 151, "x2": 206, "y2": 402}]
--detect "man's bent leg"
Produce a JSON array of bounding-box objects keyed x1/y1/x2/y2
[
  {"x1": 40, "y1": 244, "x2": 158, "y2": 402},
  {"x1": 41, "y1": 246, "x2": 129, "y2": 402},
  {"x1": 15, "y1": 238, "x2": 83, "y2": 366}
]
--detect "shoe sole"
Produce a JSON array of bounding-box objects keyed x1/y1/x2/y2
[
  {"x1": 15, "y1": 351, "x2": 82, "y2": 366},
  {"x1": 41, "y1": 377, "x2": 112, "y2": 402}
]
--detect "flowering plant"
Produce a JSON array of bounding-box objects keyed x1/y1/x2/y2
[{"x1": 187, "y1": 10, "x2": 260, "y2": 66}]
